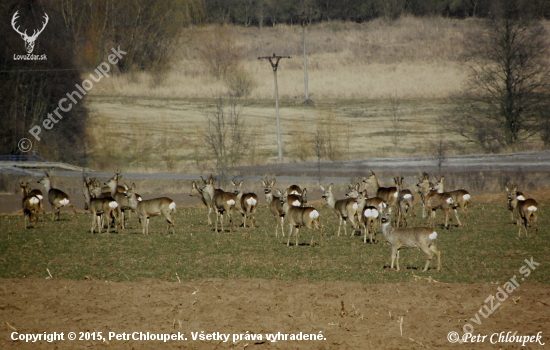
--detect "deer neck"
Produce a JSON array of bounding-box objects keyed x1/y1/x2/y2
[{"x1": 264, "y1": 191, "x2": 273, "y2": 205}]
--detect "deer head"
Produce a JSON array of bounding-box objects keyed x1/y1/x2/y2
[{"x1": 11, "y1": 11, "x2": 49, "y2": 54}]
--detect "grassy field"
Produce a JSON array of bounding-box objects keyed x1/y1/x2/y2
[{"x1": 1, "y1": 199, "x2": 548, "y2": 285}]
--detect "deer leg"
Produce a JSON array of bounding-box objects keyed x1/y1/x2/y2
[
  {"x1": 287, "y1": 224, "x2": 293, "y2": 247},
  {"x1": 295, "y1": 226, "x2": 300, "y2": 247},
  {"x1": 390, "y1": 247, "x2": 398, "y2": 270},
  {"x1": 453, "y1": 208, "x2": 462, "y2": 226}
]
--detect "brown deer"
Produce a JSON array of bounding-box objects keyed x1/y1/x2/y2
[
  {"x1": 416, "y1": 176, "x2": 454, "y2": 229},
  {"x1": 37, "y1": 172, "x2": 77, "y2": 221},
  {"x1": 320, "y1": 183, "x2": 359, "y2": 237},
  {"x1": 20, "y1": 182, "x2": 40, "y2": 229},
  {"x1": 126, "y1": 184, "x2": 175, "y2": 234},
  {"x1": 380, "y1": 212, "x2": 441, "y2": 272},
  {"x1": 394, "y1": 176, "x2": 415, "y2": 227},
  {"x1": 416, "y1": 172, "x2": 434, "y2": 218},
  {"x1": 506, "y1": 184, "x2": 538, "y2": 237},
  {"x1": 82, "y1": 179, "x2": 118, "y2": 234},
  {"x1": 261, "y1": 176, "x2": 285, "y2": 237},
  {"x1": 286, "y1": 187, "x2": 308, "y2": 207},
  {"x1": 104, "y1": 173, "x2": 135, "y2": 230},
  {"x1": 201, "y1": 177, "x2": 236, "y2": 233},
  {"x1": 190, "y1": 180, "x2": 214, "y2": 225},
  {"x1": 280, "y1": 189, "x2": 322, "y2": 247},
  {"x1": 232, "y1": 180, "x2": 259, "y2": 228},
  {"x1": 361, "y1": 205, "x2": 380, "y2": 244},
  {"x1": 19, "y1": 180, "x2": 45, "y2": 222},
  {"x1": 346, "y1": 185, "x2": 387, "y2": 231},
  {"x1": 433, "y1": 176, "x2": 471, "y2": 227},
  {"x1": 363, "y1": 170, "x2": 398, "y2": 214}
]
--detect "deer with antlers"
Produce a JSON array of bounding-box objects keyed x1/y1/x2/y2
[{"x1": 11, "y1": 11, "x2": 49, "y2": 54}]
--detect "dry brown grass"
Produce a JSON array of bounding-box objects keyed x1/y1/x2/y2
[{"x1": 93, "y1": 16, "x2": 470, "y2": 100}]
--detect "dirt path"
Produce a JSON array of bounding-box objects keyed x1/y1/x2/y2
[{"x1": 1, "y1": 278, "x2": 549, "y2": 349}]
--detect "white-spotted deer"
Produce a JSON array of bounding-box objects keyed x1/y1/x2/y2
[
  {"x1": 201, "y1": 177, "x2": 236, "y2": 233},
  {"x1": 286, "y1": 187, "x2": 308, "y2": 207},
  {"x1": 433, "y1": 176, "x2": 471, "y2": 227},
  {"x1": 346, "y1": 185, "x2": 387, "y2": 237},
  {"x1": 232, "y1": 180, "x2": 259, "y2": 228},
  {"x1": 361, "y1": 205, "x2": 379, "y2": 244},
  {"x1": 20, "y1": 182, "x2": 40, "y2": 229},
  {"x1": 19, "y1": 180, "x2": 45, "y2": 222},
  {"x1": 321, "y1": 183, "x2": 359, "y2": 237},
  {"x1": 280, "y1": 189, "x2": 322, "y2": 247},
  {"x1": 38, "y1": 172, "x2": 77, "y2": 221},
  {"x1": 126, "y1": 184, "x2": 175, "y2": 234},
  {"x1": 363, "y1": 170, "x2": 398, "y2": 214},
  {"x1": 380, "y1": 212, "x2": 441, "y2": 272},
  {"x1": 261, "y1": 176, "x2": 285, "y2": 237},
  {"x1": 82, "y1": 178, "x2": 118, "y2": 234},
  {"x1": 506, "y1": 184, "x2": 538, "y2": 237},
  {"x1": 394, "y1": 176, "x2": 415, "y2": 227}
]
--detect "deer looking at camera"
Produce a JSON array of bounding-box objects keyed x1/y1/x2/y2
[{"x1": 261, "y1": 176, "x2": 285, "y2": 237}]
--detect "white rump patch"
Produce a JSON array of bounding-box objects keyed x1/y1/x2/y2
[
  {"x1": 36, "y1": 195, "x2": 43, "y2": 200},
  {"x1": 352, "y1": 202, "x2": 358, "y2": 210},
  {"x1": 446, "y1": 198, "x2": 454, "y2": 204},
  {"x1": 463, "y1": 194, "x2": 471, "y2": 200},
  {"x1": 29, "y1": 197, "x2": 39, "y2": 204},
  {"x1": 429, "y1": 232, "x2": 438, "y2": 240},
  {"x1": 227, "y1": 199, "x2": 235, "y2": 206},
  {"x1": 393, "y1": 192, "x2": 398, "y2": 198},
  {"x1": 528, "y1": 206, "x2": 537, "y2": 212},
  {"x1": 309, "y1": 210, "x2": 319, "y2": 219},
  {"x1": 290, "y1": 190, "x2": 299, "y2": 195},
  {"x1": 381, "y1": 203, "x2": 387, "y2": 208},
  {"x1": 517, "y1": 195, "x2": 525, "y2": 201},
  {"x1": 109, "y1": 201, "x2": 118, "y2": 209},
  {"x1": 137, "y1": 196, "x2": 143, "y2": 201},
  {"x1": 292, "y1": 200, "x2": 301, "y2": 206},
  {"x1": 169, "y1": 202, "x2": 176, "y2": 210},
  {"x1": 60, "y1": 198, "x2": 69, "y2": 206},
  {"x1": 364, "y1": 209, "x2": 379, "y2": 218},
  {"x1": 403, "y1": 194, "x2": 412, "y2": 199},
  {"x1": 246, "y1": 197, "x2": 257, "y2": 206}
]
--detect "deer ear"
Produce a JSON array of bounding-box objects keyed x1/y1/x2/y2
[{"x1": 131, "y1": 183, "x2": 136, "y2": 190}]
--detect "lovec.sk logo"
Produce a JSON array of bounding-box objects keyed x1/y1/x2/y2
[{"x1": 11, "y1": 10, "x2": 48, "y2": 60}]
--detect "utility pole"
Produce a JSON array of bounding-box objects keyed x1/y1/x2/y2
[
  {"x1": 293, "y1": 12, "x2": 316, "y2": 105},
  {"x1": 258, "y1": 53, "x2": 291, "y2": 163}
]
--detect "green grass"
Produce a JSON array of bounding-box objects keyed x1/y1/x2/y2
[{"x1": 0, "y1": 201, "x2": 548, "y2": 284}]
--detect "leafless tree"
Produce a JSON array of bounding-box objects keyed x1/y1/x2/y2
[
  {"x1": 448, "y1": 0, "x2": 550, "y2": 152},
  {"x1": 204, "y1": 97, "x2": 251, "y2": 177}
]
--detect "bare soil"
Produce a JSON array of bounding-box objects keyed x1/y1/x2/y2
[{"x1": 1, "y1": 278, "x2": 549, "y2": 349}]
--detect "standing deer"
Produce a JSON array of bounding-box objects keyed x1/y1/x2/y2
[
  {"x1": 37, "y1": 172, "x2": 77, "y2": 221},
  {"x1": 320, "y1": 183, "x2": 359, "y2": 237},
  {"x1": 201, "y1": 177, "x2": 236, "y2": 233},
  {"x1": 280, "y1": 189, "x2": 322, "y2": 247},
  {"x1": 261, "y1": 176, "x2": 285, "y2": 237},
  {"x1": 506, "y1": 184, "x2": 538, "y2": 237},
  {"x1": 20, "y1": 182, "x2": 40, "y2": 229},
  {"x1": 19, "y1": 181, "x2": 45, "y2": 222},
  {"x1": 363, "y1": 170, "x2": 398, "y2": 214},
  {"x1": 416, "y1": 172, "x2": 434, "y2": 218},
  {"x1": 422, "y1": 181, "x2": 454, "y2": 230},
  {"x1": 232, "y1": 180, "x2": 259, "y2": 228},
  {"x1": 433, "y1": 176, "x2": 471, "y2": 227},
  {"x1": 361, "y1": 205, "x2": 379, "y2": 244},
  {"x1": 286, "y1": 187, "x2": 308, "y2": 207},
  {"x1": 394, "y1": 176, "x2": 415, "y2": 227},
  {"x1": 82, "y1": 179, "x2": 118, "y2": 234},
  {"x1": 346, "y1": 185, "x2": 387, "y2": 234},
  {"x1": 104, "y1": 173, "x2": 134, "y2": 230},
  {"x1": 126, "y1": 184, "x2": 175, "y2": 234},
  {"x1": 380, "y1": 212, "x2": 441, "y2": 272},
  {"x1": 190, "y1": 180, "x2": 214, "y2": 225}
]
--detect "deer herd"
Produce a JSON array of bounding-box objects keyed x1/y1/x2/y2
[{"x1": 17, "y1": 170, "x2": 540, "y2": 272}]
